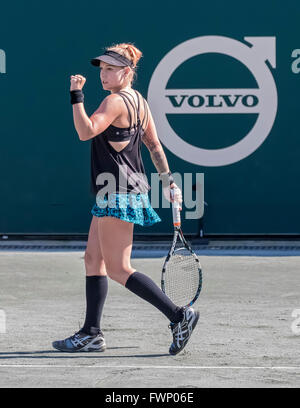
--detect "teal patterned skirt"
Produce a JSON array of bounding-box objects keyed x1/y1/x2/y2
[{"x1": 91, "y1": 192, "x2": 162, "y2": 227}]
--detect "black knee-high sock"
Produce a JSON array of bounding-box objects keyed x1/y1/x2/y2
[
  {"x1": 125, "y1": 271, "x2": 184, "y2": 323},
  {"x1": 81, "y1": 276, "x2": 108, "y2": 334}
]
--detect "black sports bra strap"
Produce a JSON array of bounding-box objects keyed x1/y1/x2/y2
[
  {"x1": 141, "y1": 97, "x2": 149, "y2": 130},
  {"x1": 134, "y1": 90, "x2": 149, "y2": 130},
  {"x1": 118, "y1": 91, "x2": 138, "y2": 126},
  {"x1": 133, "y1": 90, "x2": 141, "y2": 123},
  {"x1": 117, "y1": 92, "x2": 134, "y2": 128}
]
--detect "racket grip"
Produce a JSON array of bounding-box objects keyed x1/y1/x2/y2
[{"x1": 171, "y1": 188, "x2": 181, "y2": 227}]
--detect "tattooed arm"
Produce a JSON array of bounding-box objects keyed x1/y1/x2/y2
[
  {"x1": 142, "y1": 104, "x2": 182, "y2": 207},
  {"x1": 146, "y1": 144, "x2": 170, "y2": 175},
  {"x1": 142, "y1": 106, "x2": 170, "y2": 174}
]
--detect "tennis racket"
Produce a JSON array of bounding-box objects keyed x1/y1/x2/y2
[{"x1": 161, "y1": 188, "x2": 203, "y2": 307}]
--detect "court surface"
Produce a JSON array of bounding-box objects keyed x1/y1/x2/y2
[{"x1": 0, "y1": 243, "x2": 299, "y2": 388}]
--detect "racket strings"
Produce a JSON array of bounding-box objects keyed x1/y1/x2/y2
[{"x1": 164, "y1": 247, "x2": 201, "y2": 307}]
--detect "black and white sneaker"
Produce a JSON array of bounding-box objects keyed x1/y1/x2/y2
[
  {"x1": 52, "y1": 327, "x2": 106, "y2": 352},
  {"x1": 169, "y1": 306, "x2": 199, "y2": 355}
]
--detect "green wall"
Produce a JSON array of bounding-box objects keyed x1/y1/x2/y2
[{"x1": 0, "y1": 0, "x2": 299, "y2": 235}]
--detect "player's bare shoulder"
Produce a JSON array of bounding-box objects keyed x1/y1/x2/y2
[
  {"x1": 103, "y1": 92, "x2": 123, "y2": 108},
  {"x1": 94, "y1": 93, "x2": 123, "y2": 116}
]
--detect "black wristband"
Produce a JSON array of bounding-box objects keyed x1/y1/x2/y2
[
  {"x1": 70, "y1": 89, "x2": 84, "y2": 104},
  {"x1": 159, "y1": 171, "x2": 174, "y2": 186}
]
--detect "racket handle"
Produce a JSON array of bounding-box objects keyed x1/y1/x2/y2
[{"x1": 171, "y1": 188, "x2": 181, "y2": 228}]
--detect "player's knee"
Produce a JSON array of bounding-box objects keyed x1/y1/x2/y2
[
  {"x1": 105, "y1": 268, "x2": 122, "y2": 283},
  {"x1": 84, "y1": 250, "x2": 100, "y2": 267},
  {"x1": 106, "y1": 266, "x2": 133, "y2": 285},
  {"x1": 84, "y1": 250, "x2": 92, "y2": 264},
  {"x1": 85, "y1": 262, "x2": 107, "y2": 277}
]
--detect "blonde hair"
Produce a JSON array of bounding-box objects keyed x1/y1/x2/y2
[{"x1": 105, "y1": 42, "x2": 142, "y2": 85}]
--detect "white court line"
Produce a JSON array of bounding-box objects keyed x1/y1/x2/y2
[{"x1": 0, "y1": 365, "x2": 299, "y2": 370}]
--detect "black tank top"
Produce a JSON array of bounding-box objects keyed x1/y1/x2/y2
[{"x1": 90, "y1": 90, "x2": 150, "y2": 196}]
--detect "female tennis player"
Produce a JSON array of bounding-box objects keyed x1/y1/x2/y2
[{"x1": 52, "y1": 43, "x2": 199, "y2": 355}]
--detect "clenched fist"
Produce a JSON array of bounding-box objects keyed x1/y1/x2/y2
[{"x1": 70, "y1": 74, "x2": 86, "y2": 91}]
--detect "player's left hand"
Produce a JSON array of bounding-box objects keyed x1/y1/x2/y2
[{"x1": 70, "y1": 74, "x2": 86, "y2": 91}]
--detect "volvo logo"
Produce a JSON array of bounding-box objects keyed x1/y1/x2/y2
[{"x1": 147, "y1": 36, "x2": 278, "y2": 166}]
